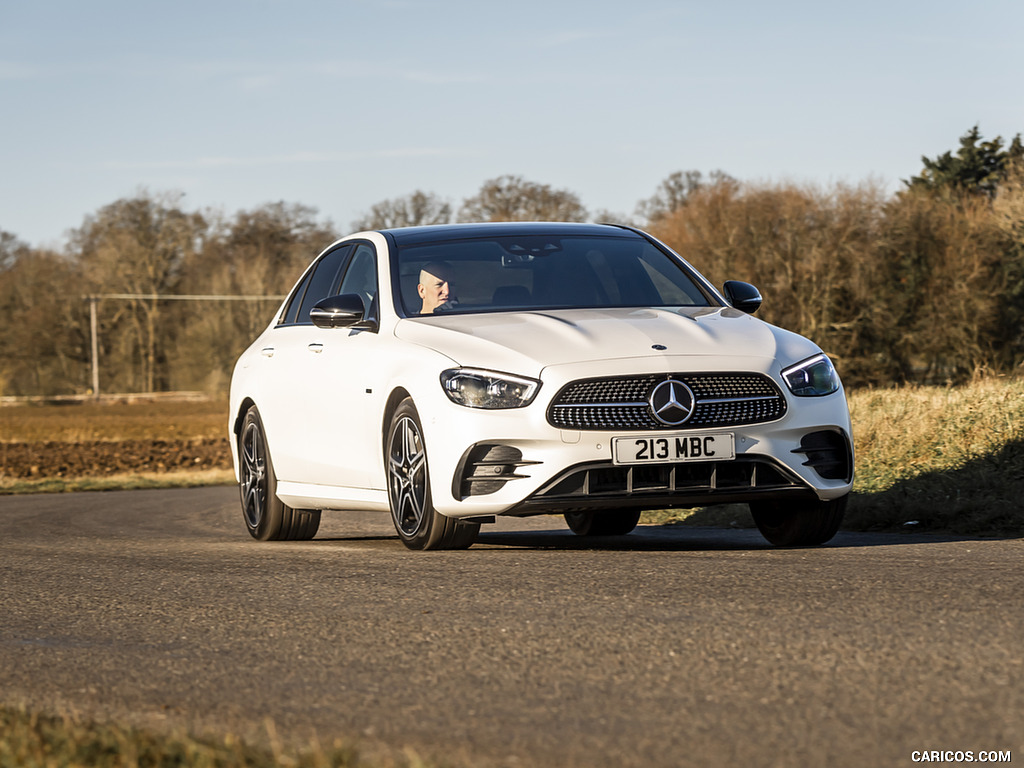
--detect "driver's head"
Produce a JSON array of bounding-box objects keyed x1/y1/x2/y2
[{"x1": 417, "y1": 261, "x2": 453, "y2": 314}]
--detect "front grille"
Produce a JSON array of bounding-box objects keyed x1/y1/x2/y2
[{"x1": 548, "y1": 373, "x2": 786, "y2": 431}]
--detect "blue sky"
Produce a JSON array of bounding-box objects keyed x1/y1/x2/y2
[{"x1": 3, "y1": 0, "x2": 1022, "y2": 248}]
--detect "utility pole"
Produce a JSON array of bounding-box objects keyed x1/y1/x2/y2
[{"x1": 88, "y1": 296, "x2": 100, "y2": 398}]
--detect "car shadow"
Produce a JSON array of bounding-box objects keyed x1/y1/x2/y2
[
  {"x1": 475, "y1": 526, "x2": 763, "y2": 552},
  {"x1": 304, "y1": 525, "x2": 983, "y2": 552},
  {"x1": 472, "y1": 524, "x2": 976, "y2": 552},
  {"x1": 310, "y1": 534, "x2": 396, "y2": 544}
]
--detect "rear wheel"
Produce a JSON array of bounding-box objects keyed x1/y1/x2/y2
[
  {"x1": 749, "y1": 495, "x2": 846, "y2": 547},
  {"x1": 386, "y1": 398, "x2": 478, "y2": 550},
  {"x1": 564, "y1": 509, "x2": 642, "y2": 537},
  {"x1": 238, "y1": 406, "x2": 321, "y2": 541}
]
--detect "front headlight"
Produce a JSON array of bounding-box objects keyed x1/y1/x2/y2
[
  {"x1": 441, "y1": 368, "x2": 541, "y2": 409},
  {"x1": 782, "y1": 354, "x2": 841, "y2": 397}
]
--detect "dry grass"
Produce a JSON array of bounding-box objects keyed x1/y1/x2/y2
[
  {"x1": 848, "y1": 375, "x2": 1024, "y2": 494},
  {"x1": 0, "y1": 705, "x2": 377, "y2": 768},
  {"x1": 843, "y1": 374, "x2": 1024, "y2": 534},
  {"x1": 0, "y1": 398, "x2": 228, "y2": 443}
]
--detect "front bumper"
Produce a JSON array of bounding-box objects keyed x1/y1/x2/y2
[{"x1": 420, "y1": 360, "x2": 853, "y2": 519}]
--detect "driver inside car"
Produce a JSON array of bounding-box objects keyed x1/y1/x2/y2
[{"x1": 418, "y1": 261, "x2": 457, "y2": 314}]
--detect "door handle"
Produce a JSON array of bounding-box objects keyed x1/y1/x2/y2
[
  {"x1": 307, "y1": 343, "x2": 324, "y2": 354},
  {"x1": 260, "y1": 347, "x2": 275, "y2": 358}
]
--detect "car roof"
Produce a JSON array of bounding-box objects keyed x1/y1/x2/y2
[{"x1": 382, "y1": 221, "x2": 642, "y2": 245}]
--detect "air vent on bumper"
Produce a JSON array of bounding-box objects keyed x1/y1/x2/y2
[
  {"x1": 454, "y1": 444, "x2": 539, "y2": 498},
  {"x1": 792, "y1": 430, "x2": 853, "y2": 481}
]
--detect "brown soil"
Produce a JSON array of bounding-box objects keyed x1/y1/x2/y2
[{"x1": 0, "y1": 439, "x2": 232, "y2": 479}]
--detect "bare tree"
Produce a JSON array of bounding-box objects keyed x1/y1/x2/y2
[
  {"x1": 590, "y1": 209, "x2": 637, "y2": 227},
  {"x1": 993, "y1": 159, "x2": 1024, "y2": 242},
  {"x1": 637, "y1": 170, "x2": 737, "y2": 225},
  {"x1": 351, "y1": 191, "x2": 452, "y2": 231},
  {"x1": 0, "y1": 229, "x2": 28, "y2": 272},
  {"x1": 0, "y1": 247, "x2": 85, "y2": 395},
  {"x1": 71, "y1": 191, "x2": 206, "y2": 392},
  {"x1": 458, "y1": 175, "x2": 587, "y2": 222},
  {"x1": 649, "y1": 179, "x2": 894, "y2": 384},
  {"x1": 171, "y1": 202, "x2": 338, "y2": 392}
]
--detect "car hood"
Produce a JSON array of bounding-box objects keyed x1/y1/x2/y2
[{"x1": 395, "y1": 307, "x2": 820, "y2": 375}]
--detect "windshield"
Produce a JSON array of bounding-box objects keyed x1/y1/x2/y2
[{"x1": 394, "y1": 234, "x2": 715, "y2": 316}]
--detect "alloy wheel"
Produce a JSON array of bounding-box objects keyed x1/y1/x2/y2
[
  {"x1": 240, "y1": 421, "x2": 268, "y2": 531},
  {"x1": 388, "y1": 415, "x2": 427, "y2": 536}
]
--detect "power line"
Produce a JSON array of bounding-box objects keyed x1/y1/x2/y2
[{"x1": 85, "y1": 294, "x2": 286, "y2": 301}]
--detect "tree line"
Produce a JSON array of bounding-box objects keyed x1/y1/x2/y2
[{"x1": 1, "y1": 127, "x2": 1021, "y2": 396}]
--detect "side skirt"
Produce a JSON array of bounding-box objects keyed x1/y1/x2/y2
[{"x1": 275, "y1": 480, "x2": 390, "y2": 512}]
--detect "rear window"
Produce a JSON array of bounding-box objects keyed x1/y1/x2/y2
[{"x1": 395, "y1": 235, "x2": 713, "y2": 316}]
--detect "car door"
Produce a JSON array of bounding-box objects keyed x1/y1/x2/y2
[
  {"x1": 299, "y1": 242, "x2": 386, "y2": 490},
  {"x1": 259, "y1": 244, "x2": 352, "y2": 484}
]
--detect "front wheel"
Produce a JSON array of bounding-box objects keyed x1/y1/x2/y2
[
  {"x1": 386, "y1": 398, "x2": 478, "y2": 550},
  {"x1": 749, "y1": 495, "x2": 847, "y2": 547},
  {"x1": 564, "y1": 509, "x2": 642, "y2": 536},
  {"x1": 238, "y1": 406, "x2": 320, "y2": 541}
]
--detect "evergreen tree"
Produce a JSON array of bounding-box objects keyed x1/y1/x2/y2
[{"x1": 906, "y1": 125, "x2": 1024, "y2": 199}]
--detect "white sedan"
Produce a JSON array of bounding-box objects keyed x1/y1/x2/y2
[{"x1": 229, "y1": 222, "x2": 853, "y2": 549}]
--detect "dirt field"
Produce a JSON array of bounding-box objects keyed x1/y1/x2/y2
[
  {"x1": 0, "y1": 438, "x2": 231, "y2": 479},
  {"x1": 0, "y1": 397, "x2": 232, "y2": 480}
]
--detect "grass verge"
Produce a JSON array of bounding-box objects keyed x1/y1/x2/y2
[
  {"x1": 844, "y1": 375, "x2": 1024, "y2": 535},
  {"x1": 0, "y1": 705, "x2": 386, "y2": 768},
  {"x1": 0, "y1": 469, "x2": 234, "y2": 495}
]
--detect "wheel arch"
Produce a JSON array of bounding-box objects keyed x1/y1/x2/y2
[
  {"x1": 381, "y1": 387, "x2": 412, "y2": 457},
  {"x1": 229, "y1": 397, "x2": 258, "y2": 479},
  {"x1": 233, "y1": 397, "x2": 257, "y2": 441}
]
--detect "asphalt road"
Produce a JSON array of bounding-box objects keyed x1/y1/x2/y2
[{"x1": 1, "y1": 486, "x2": 1021, "y2": 767}]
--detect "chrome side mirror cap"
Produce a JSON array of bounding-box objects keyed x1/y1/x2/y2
[{"x1": 310, "y1": 294, "x2": 370, "y2": 329}]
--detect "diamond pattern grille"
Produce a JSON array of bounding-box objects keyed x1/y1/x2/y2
[{"x1": 548, "y1": 373, "x2": 786, "y2": 431}]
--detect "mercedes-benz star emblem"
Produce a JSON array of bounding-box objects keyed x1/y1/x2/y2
[{"x1": 649, "y1": 379, "x2": 695, "y2": 426}]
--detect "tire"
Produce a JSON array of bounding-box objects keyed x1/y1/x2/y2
[
  {"x1": 749, "y1": 495, "x2": 847, "y2": 547},
  {"x1": 238, "y1": 406, "x2": 321, "y2": 541},
  {"x1": 564, "y1": 509, "x2": 642, "y2": 537},
  {"x1": 386, "y1": 398, "x2": 478, "y2": 550}
]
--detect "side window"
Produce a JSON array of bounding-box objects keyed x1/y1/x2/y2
[
  {"x1": 279, "y1": 270, "x2": 313, "y2": 325},
  {"x1": 337, "y1": 244, "x2": 377, "y2": 312},
  {"x1": 293, "y1": 246, "x2": 352, "y2": 325}
]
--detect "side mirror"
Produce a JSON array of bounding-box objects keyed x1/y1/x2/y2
[
  {"x1": 310, "y1": 294, "x2": 369, "y2": 329},
  {"x1": 722, "y1": 280, "x2": 762, "y2": 314}
]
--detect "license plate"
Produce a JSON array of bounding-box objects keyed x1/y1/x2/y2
[{"x1": 612, "y1": 433, "x2": 735, "y2": 465}]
